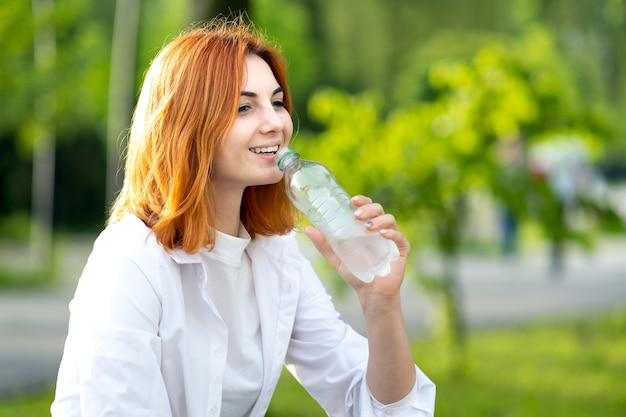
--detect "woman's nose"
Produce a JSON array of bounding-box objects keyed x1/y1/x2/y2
[{"x1": 259, "y1": 106, "x2": 285, "y2": 134}]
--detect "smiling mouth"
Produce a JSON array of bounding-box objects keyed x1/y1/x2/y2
[{"x1": 249, "y1": 145, "x2": 279, "y2": 155}]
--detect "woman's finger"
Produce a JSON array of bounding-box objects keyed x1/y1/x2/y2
[
  {"x1": 363, "y1": 213, "x2": 399, "y2": 231},
  {"x1": 350, "y1": 195, "x2": 373, "y2": 206}
]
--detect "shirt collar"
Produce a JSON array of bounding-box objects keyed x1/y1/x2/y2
[{"x1": 169, "y1": 224, "x2": 251, "y2": 265}]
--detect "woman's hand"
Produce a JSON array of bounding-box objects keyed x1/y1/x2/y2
[{"x1": 303, "y1": 195, "x2": 410, "y2": 298}]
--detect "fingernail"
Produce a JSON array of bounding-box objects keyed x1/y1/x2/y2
[{"x1": 354, "y1": 209, "x2": 363, "y2": 217}]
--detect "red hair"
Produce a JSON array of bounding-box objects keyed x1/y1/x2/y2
[{"x1": 109, "y1": 16, "x2": 298, "y2": 252}]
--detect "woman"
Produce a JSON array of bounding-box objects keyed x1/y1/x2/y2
[{"x1": 51, "y1": 16, "x2": 435, "y2": 417}]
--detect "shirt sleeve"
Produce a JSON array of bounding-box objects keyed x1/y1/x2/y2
[
  {"x1": 366, "y1": 365, "x2": 436, "y2": 417},
  {"x1": 52, "y1": 249, "x2": 172, "y2": 417}
]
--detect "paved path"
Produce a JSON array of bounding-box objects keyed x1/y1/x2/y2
[
  {"x1": 0, "y1": 238, "x2": 625, "y2": 397},
  {"x1": 336, "y1": 238, "x2": 626, "y2": 334},
  {"x1": 0, "y1": 289, "x2": 72, "y2": 397}
]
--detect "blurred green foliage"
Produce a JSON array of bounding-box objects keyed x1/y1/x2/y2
[
  {"x1": 300, "y1": 23, "x2": 613, "y2": 237},
  {"x1": 1, "y1": 1, "x2": 624, "y2": 413},
  {"x1": 1, "y1": 0, "x2": 624, "y2": 357},
  {"x1": 295, "y1": 20, "x2": 624, "y2": 355},
  {"x1": 1, "y1": 0, "x2": 625, "y2": 232}
]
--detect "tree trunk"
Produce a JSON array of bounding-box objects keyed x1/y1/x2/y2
[
  {"x1": 437, "y1": 198, "x2": 468, "y2": 375},
  {"x1": 441, "y1": 253, "x2": 466, "y2": 347},
  {"x1": 105, "y1": 0, "x2": 142, "y2": 207},
  {"x1": 30, "y1": 0, "x2": 56, "y2": 270},
  {"x1": 440, "y1": 251, "x2": 468, "y2": 376}
]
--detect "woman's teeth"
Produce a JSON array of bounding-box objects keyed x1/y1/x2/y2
[{"x1": 250, "y1": 145, "x2": 279, "y2": 154}]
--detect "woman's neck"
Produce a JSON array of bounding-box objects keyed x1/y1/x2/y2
[{"x1": 214, "y1": 186, "x2": 244, "y2": 237}]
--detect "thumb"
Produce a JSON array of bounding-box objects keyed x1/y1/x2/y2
[
  {"x1": 303, "y1": 226, "x2": 342, "y2": 267},
  {"x1": 302, "y1": 226, "x2": 327, "y2": 253},
  {"x1": 303, "y1": 226, "x2": 341, "y2": 260}
]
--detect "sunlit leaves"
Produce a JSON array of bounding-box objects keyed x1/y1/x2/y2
[
  {"x1": 303, "y1": 22, "x2": 607, "y2": 249},
  {"x1": 304, "y1": 88, "x2": 385, "y2": 194}
]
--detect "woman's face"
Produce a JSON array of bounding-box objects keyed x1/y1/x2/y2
[{"x1": 212, "y1": 54, "x2": 293, "y2": 192}]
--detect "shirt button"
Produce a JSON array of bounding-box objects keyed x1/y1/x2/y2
[
  {"x1": 214, "y1": 347, "x2": 224, "y2": 357},
  {"x1": 210, "y1": 406, "x2": 218, "y2": 415}
]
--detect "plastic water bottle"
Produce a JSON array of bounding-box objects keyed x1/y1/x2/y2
[{"x1": 275, "y1": 147, "x2": 399, "y2": 282}]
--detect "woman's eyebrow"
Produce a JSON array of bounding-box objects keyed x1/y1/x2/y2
[{"x1": 240, "y1": 87, "x2": 284, "y2": 97}]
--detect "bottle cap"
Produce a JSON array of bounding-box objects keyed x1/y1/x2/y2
[{"x1": 275, "y1": 147, "x2": 299, "y2": 170}]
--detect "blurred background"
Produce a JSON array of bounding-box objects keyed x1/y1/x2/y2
[{"x1": 1, "y1": 0, "x2": 625, "y2": 416}]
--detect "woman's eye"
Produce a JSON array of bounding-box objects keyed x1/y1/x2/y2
[
  {"x1": 272, "y1": 100, "x2": 286, "y2": 108},
  {"x1": 238, "y1": 104, "x2": 251, "y2": 113}
]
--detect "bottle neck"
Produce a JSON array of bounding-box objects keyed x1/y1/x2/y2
[{"x1": 276, "y1": 149, "x2": 302, "y2": 172}]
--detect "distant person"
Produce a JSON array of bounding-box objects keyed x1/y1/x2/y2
[
  {"x1": 499, "y1": 207, "x2": 519, "y2": 256},
  {"x1": 529, "y1": 135, "x2": 601, "y2": 275},
  {"x1": 51, "y1": 16, "x2": 435, "y2": 417},
  {"x1": 496, "y1": 137, "x2": 525, "y2": 257}
]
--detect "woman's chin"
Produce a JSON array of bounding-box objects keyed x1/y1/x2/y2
[{"x1": 251, "y1": 172, "x2": 284, "y2": 187}]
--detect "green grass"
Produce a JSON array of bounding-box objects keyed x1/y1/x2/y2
[
  {"x1": 0, "y1": 387, "x2": 55, "y2": 417},
  {"x1": 419, "y1": 311, "x2": 626, "y2": 417},
  {"x1": 2, "y1": 309, "x2": 625, "y2": 417},
  {"x1": 268, "y1": 309, "x2": 626, "y2": 416}
]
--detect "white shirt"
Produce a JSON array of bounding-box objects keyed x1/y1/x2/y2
[
  {"x1": 51, "y1": 214, "x2": 436, "y2": 417},
  {"x1": 199, "y1": 226, "x2": 262, "y2": 416}
]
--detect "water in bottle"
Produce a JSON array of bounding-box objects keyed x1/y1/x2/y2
[{"x1": 275, "y1": 147, "x2": 399, "y2": 282}]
